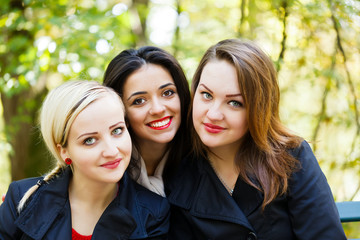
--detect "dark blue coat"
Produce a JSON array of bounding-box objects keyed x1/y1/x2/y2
[
  {"x1": 0, "y1": 168, "x2": 169, "y2": 240},
  {"x1": 168, "y1": 141, "x2": 346, "y2": 240}
]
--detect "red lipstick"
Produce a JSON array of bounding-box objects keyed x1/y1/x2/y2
[
  {"x1": 147, "y1": 116, "x2": 172, "y2": 130},
  {"x1": 204, "y1": 123, "x2": 225, "y2": 133},
  {"x1": 101, "y1": 158, "x2": 121, "y2": 169}
]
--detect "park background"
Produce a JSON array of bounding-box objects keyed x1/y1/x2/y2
[{"x1": 0, "y1": 0, "x2": 359, "y2": 237}]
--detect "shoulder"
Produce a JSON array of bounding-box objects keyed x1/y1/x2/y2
[
  {"x1": 287, "y1": 140, "x2": 323, "y2": 179},
  {"x1": 122, "y1": 174, "x2": 170, "y2": 239},
  {"x1": 0, "y1": 177, "x2": 43, "y2": 239},
  {"x1": 285, "y1": 144, "x2": 346, "y2": 238},
  {"x1": 167, "y1": 154, "x2": 204, "y2": 209},
  {"x1": 6, "y1": 177, "x2": 43, "y2": 200},
  {"x1": 2, "y1": 177, "x2": 42, "y2": 214},
  {"x1": 120, "y1": 172, "x2": 169, "y2": 220},
  {"x1": 133, "y1": 181, "x2": 170, "y2": 216},
  {"x1": 288, "y1": 140, "x2": 314, "y2": 160},
  {"x1": 286, "y1": 140, "x2": 334, "y2": 207}
]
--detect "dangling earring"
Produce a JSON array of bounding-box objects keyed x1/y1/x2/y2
[{"x1": 65, "y1": 158, "x2": 72, "y2": 165}]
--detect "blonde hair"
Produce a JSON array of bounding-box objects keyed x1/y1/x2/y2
[{"x1": 18, "y1": 80, "x2": 124, "y2": 212}]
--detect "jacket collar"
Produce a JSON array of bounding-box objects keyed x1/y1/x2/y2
[
  {"x1": 169, "y1": 155, "x2": 262, "y2": 231},
  {"x1": 232, "y1": 172, "x2": 264, "y2": 217},
  {"x1": 15, "y1": 167, "x2": 72, "y2": 239},
  {"x1": 92, "y1": 173, "x2": 138, "y2": 239},
  {"x1": 15, "y1": 168, "x2": 138, "y2": 239}
]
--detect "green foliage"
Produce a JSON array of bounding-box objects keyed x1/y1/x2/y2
[{"x1": 0, "y1": 0, "x2": 359, "y2": 235}]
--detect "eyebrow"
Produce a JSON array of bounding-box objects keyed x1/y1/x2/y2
[
  {"x1": 226, "y1": 93, "x2": 242, "y2": 97},
  {"x1": 126, "y1": 83, "x2": 175, "y2": 101},
  {"x1": 199, "y1": 83, "x2": 213, "y2": 94},
  {"x1": 199, "y1": 83, "x2": 242, "y2": 97},
  {"x1": 77, "y1": 121, "x2": 125, "y2": 139},
  {"x1": 127, "y1": 91, "x2": 147, "y2": 101},
  {"x1": 159, "y1": 83, "x2": 175, "y2": 89}
]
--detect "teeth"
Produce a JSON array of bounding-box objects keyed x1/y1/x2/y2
[{"x1": 150, "y1": 118, "x2": 170, "y2": 128}]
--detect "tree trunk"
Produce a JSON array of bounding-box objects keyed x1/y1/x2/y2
[{"x1": 1, "y1": 94, "x2": 31, "y2": 180}]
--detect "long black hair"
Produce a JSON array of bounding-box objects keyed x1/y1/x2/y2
[{"x1": 103, "y1": 46, "x2": 191, "y2": 184}]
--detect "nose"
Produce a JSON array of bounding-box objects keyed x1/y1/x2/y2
[
  {"x1": 102, "y1": 138, "x2": 118, "y2": 157},
  {"x1": 206, "y1": 102, "x2": 224, "y2": 121},
  {"x1": 149, "y1": 98, "x2": 166, "y2": 115}
]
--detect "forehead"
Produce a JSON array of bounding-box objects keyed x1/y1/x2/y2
[
  {"x1": 123, "y1": 64, "x2": 175, "y2": 92},
  {"x1": 75, "y1": 95, "x2": 124, "y2": 122},
  {"x1": 199, "y1": 60, "x2": 240, "y2": 92}
]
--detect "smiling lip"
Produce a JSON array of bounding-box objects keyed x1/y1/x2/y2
[
  {"x1": 203, "y1": 123, "x2": 225, "y2": 133},
  {"x1": 147, "y1": 116, "x2": 172, "y2": 130},
  {"x1": 101, "y1": 159, "x2": 121, "y2": 169}
]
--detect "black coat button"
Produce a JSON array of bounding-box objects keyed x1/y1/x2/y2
[{"x1": 247, "y1": 232, "x2": 257, "y2": 240}]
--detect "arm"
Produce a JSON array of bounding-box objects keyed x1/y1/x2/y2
[
  {"x1": 0, "y1": 182, "x2": 23, "y2": 239},
  {"x1": 287, "y1": 141, "x2": 346, "y2": 240}
]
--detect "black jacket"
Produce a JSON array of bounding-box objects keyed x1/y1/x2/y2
[
  {"x1": 0, "y1": 168, "x2": 169, "y2": 240},
  {"x1": 168, "y1": 141, "x2": 346, "y2": 240}
]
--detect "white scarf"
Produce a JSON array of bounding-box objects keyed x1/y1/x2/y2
[{"x1": 133, "y1": 146, "x2": 167, "y2": 197}]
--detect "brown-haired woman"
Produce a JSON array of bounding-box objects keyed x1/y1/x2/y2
[{"x1": 168, "y1": 39, "x2": 345, "y2": 239}]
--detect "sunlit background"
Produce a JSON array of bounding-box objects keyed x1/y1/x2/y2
[{"x1": 1, "y1": 0, "x2": 359, "y2": 236}]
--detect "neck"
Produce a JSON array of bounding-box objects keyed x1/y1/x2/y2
[
  {"x1": 208, "y1": 145, "x2": 238, "y2": 164},
  {"x1": 207, "y1": 151, "x2": 236, "y2": 172},
  {"x1": 135, "y1": 140, "x2": 168, "y2": 176},
  {"x1": 68, "y1": 174, "x2": 118, "y2": 235},
  {"x1": 69, "y1": 175, "x2": 117, "y2": 208},
  {"x1": 207, "y1": 150, "x2": 239, "y2": 195}
]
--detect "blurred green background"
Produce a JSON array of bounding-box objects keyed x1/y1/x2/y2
[{"x1": 0, "y1": 0, "x2": 359, "y2": 237}]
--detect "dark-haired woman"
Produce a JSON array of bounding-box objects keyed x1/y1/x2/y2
[{"x1": 103, "y1": 46, "x2": 191, "y2": 197}]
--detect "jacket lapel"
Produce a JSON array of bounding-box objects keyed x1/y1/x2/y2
[
  {"x1": 169, "y1": 156, "x2": 255, "y2": 231},
  {"x1": 232, "y1": 176, "x2": 263, "y2": 217},
  {"x1": 93, "y1": 172, "x2": 137, "y2": 239},
  {"x1": 15, "y1": 168, "x2": 72, "y2": 240}
]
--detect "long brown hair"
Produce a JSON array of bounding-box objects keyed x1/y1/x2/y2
[{"x1": 190, "y1": 39, "x2": 302, "y2": 209}]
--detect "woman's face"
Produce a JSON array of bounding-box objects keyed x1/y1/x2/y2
[
  {"x1": 122, "y1": 64, "x2": 181, "y2": 146},
  {"x1": 192, "y1": 59, "x2": 248, "y2": 153},
  {"x1": 60, "y1": 95, "x2": 132, "y2": 184}
]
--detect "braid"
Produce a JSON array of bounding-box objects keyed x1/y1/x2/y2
[
  {"x1": 43, "y1": 163, "x2": 65, "y2": 182},
  {"x1": 17, "y1": 163, "x2": 64, "y2": 213}
]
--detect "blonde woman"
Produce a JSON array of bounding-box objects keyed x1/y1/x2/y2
[{"x1": 0, "y1": 81, "x2": 169, "y2": 239}]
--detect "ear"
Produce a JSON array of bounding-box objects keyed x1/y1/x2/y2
[{"x1": 57, "y1": 144, "x2": 69, "y2": 161}]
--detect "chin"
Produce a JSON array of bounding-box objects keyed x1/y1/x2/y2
[{"x1": 156, "y1": 132, "x2": 177, "y2": 143}]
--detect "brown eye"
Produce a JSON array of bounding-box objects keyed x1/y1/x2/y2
[
  {"x1": 132, "y1": 98, "x2": 145, "y2": 105},
  {"x1": 163, "y1": 89, "x2": 175, "y2": 97}
]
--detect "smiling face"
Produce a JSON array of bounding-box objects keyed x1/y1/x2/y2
[
  {"x1": 59, "y1": 94, "x2": 132, "y2": 184},
  {"x1": 122, "y1": 63, "x2": 181, "y2": 147},
  {"x1": 192, "y1": 59, "x2": 248, "y2": 153}
]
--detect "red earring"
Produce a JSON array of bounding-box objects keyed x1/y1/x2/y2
[{"x1": 65, "y1": 158, "x2": 72, "y2": 165}]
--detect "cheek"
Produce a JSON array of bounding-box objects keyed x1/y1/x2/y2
[
  {"x1": 233, "y1": 113, "x2": 248, "y2": 133},
  {"x1": 192, "y1": 95, "x2": 204, "y2": 122},
  {"x1": 169, "y1": 96, "x2": 181, "y2": 116},
  {"x1": 126, "y1": 109, "x2": 146, "y2": 126},
  {"x1": 117, "y1": 134, "x2": 132, "y2": 155}
]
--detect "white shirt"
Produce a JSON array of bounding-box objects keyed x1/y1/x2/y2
[{"x1": 133, "y1": 146, "x2": 168, "y2": 197}]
